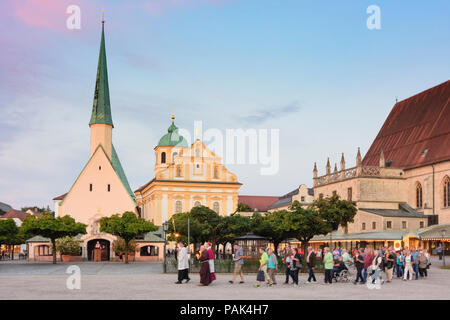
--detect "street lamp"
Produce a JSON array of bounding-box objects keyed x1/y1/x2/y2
[
  {"x1": 163, "y1": 221, "x2": 169, "y2": 273},
  {"x1": 440, "y1": 229, "x2": 446, "y2": 266}
]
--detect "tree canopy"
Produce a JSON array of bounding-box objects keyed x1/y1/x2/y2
[
  {"x1": 288, "y1": 200, "x2": 330, "y2": 252},
  {"x1": 169, "y1": 207, "x2": 251, "y2": 254},
  {"x1": 100, "y1": 211, "x2": 157, "y2": 263},
  {"x1": 21, "y1": 213, "x2": 87, "y2": 264},
  {"x1": 312, "y1": 194, "x2": 357, "y2": 231},
  {"x1": 235, "y1": 202, "x2": 253, "y2": 213},
  {"x1": 251, "y1": 210, "x2": 294, "y2": 255}
]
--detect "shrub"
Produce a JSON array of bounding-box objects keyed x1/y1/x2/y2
[
  {"x1": 112, "y1": 238, "x2": 137, "y2": 255},
  {"x1": 55, "y1": 236, "x2": 81, "y2": 256}
]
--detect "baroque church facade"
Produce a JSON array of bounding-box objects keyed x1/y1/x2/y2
[{"x1": 134, "y1": 118, "x2": 242, "y2": 226}]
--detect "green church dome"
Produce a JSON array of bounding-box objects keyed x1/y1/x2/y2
[{"x1": 157, "y1": 117, "x2": 188, "y2": 147}]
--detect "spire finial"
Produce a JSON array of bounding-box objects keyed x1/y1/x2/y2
[
  {"x1": 102, "y1": 9, "x2": 105, "y2": 24},
  {"x1": 340, "y1": 152, "x2": 346, "y2": 172},
  {"x1": 313, "y1": 162, "x2": 318, "y2": 179},
  {"x1": 356, "y1": 147, "x2": 362, "y2": 167}
]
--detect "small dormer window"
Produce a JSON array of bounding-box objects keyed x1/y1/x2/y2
[{"x1": 421, "y1": 149, "x2": 428, "y2": 158}]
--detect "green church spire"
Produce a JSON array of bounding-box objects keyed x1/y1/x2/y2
[{"x1": 89, "y1": 21, "x2": 113, "y2": 127}]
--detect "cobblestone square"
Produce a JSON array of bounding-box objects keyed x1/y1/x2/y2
[{"x1": 0, "y1": 258, "x2": 449, "y2": 300}]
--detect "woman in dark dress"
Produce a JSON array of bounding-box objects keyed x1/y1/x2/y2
[{"x1": 198, "y1": 246, "x2": 212, "y2": 286}]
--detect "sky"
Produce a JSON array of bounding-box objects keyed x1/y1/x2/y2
[{"x1": 0, "y1": 0, "x2": 449, "y2": 210}]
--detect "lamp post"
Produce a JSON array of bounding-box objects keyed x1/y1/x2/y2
[
  {"x1": 441, "y1": 229, "x2": 446, "y2": 266},
  {"x1": 163, "y1": 221, "x2": 169, "y2": 273}
]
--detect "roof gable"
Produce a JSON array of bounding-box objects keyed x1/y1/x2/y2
[{"x1": 59, "y1": 144, "x2": 136, "y2": 205}]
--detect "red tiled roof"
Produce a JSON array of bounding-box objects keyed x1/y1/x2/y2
[
  {"x1": 238, "y1": 195, "x2": 279, "y2": 212},
  {"x1": 2, "y1": 209, "x2": 29, "y2": 221},
  {"x1": 53, "y1": 193, "x2": 68, "y2": 201},
  {"x1": 363, "y1": 80, "x2": 450, "y2": 169}
]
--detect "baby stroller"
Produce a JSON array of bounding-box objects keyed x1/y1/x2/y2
[{"x1": 332, "y1": 262, "x2": 350, "y2": 283}]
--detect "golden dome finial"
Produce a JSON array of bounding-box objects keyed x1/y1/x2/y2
[{"x1": 102, "y1": 9, "x2": 105, "y2": 24}]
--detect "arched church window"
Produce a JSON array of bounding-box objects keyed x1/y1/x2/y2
[
  {"x1": 194, "y1": 201, "x2": 201, "y2": 207},
  {"x1": 213, "y1": 202, "x2": 220, "y2": 214},
  {"x1": 176, "y1": 166, "x2": 182, "y2": 177},
  {"x1": 173, "y1": 152, "x2": 178, "y2": 161},
  {"x1": 175, "y1": 201, "x2": 182, "y2": 214},
  {"x1": 161, "y1": 152, "x2": 166, "y2": 164},
  {"x1": 416, "y1": 182, "x2": 423, "y2": 208},
  {"x1": 444, "y1": 176, "x2": 450, "y2": 208}
]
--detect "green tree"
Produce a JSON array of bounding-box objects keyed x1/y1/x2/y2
[
  {"x1": 217, "y1": 214, "x2": 252, "y2": 252},
  {"x1": 235, "y1": 202, "x2": 253, "y2": 213},
  {"x1": 21, "y1": 213, "x2": 86, "y2": 264},
  {"x1": 189, "y1": 206, "x2": 223, "y2": 253},
  {"x1": 288, "y1": 201, "x2": 330, "y2": 254},
  {"x1": 168, "y1": 212, "x2": 204, "y2": 248},
  {"x1": 100, "y1": 211, "x2": 157, "y2": 264},
  {"x1": 251, "y1": 211, "x2": 294, "y2": 256},
  {"x1": 312, "y1": 194, "x2": 357, "y2": 247}
]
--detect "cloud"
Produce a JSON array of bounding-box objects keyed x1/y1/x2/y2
[{"x1": 239, "y1": 101, "x2": 301, "y2": 125}]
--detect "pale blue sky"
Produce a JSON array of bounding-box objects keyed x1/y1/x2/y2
[{"x1": 0, "y1": 0, "x2": 449, "y2": 209}]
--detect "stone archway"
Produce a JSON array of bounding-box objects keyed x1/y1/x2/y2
[
  {"x1": 87, "y1": 238, "x2": 110, "y2": 261},
  {"x1": 81, "y1": 233, "x2": 116, "y2": 261}
]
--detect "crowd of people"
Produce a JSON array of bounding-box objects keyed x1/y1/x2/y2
[{"x1": 173, "y1": 240, "x2": 436, "y2": 287}]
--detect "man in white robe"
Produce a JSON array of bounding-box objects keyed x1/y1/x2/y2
[{"x1": 175, "y1": 241, "x2": 190, "y2": 284}]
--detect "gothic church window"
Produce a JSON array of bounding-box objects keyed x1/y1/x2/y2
[
  {"x1": 416, "y1": 182, "x2": 423, "y2": 208},
  {"x1": 444, "y1": 176, "x2": 450, "y2": 208}
]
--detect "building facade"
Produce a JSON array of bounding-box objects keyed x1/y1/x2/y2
[
  {"x1": 267, "y1": 184, "x2": 314, "y2": 212},
  {"x1": 310, "y1": 80, "x2": 450, "y2": 250},
  {"x1": 135, "y1": 119, "x2": 242, "y2": 225}
]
